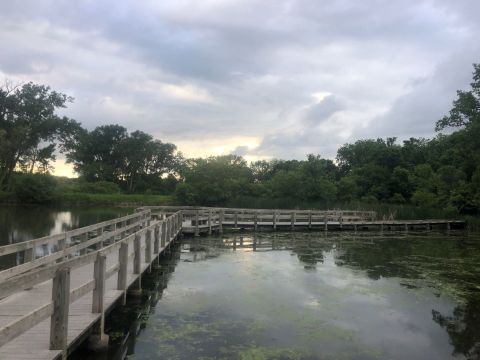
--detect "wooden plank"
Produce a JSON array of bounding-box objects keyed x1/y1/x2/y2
[{"x1": 0, "y1": 303, "x2": 53, "y2": 347}]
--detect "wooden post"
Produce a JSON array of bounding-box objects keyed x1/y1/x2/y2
[
  {"x1": 273, "y1": 211, "x2": 277, "y2": 231},
  {"x1": 50, "y1": 267, "x2": 70, "y2": 351},
  {"x1": 291, "y1": 212, "x2": 295, "y2": 231},
  {"x1": 234, "y1": 211, "x2": 238, "y2": 228},
  {"x1": 308, "y1": 211, "x2": 312, "y2": 230},
  {"x1": 195, "y1": 210, "x2": 199, "y2": 236},
  {"x1": 324, "y1": 215, "x2": 328, "y2": 231},
  {"x1": 219, "y1": 209, "x2": 224, "y2": 234},
  {"x1": 208, "y1": 210, "x2": 212, "y2": 235},
  {"x1": 447, "y1": 221, "x2": 451, "y2": 231},
  {"x1": 174, "y1": 214, "x2": 178, "y2": 237},
  {"x1": 154, "y1": 225, "x2": 160, "y2": 254},
  {"x1": 161, "y1": 221, "x2": 167, "y2": 248},
  {"x1": 118, "y1": 243, "x2": 128, "y2": 304},
  {"x1": 405, "y1": 223, "x2": 408, "y2": 232},
  {"x1": 24, "y1": 246, "x2": 34, "y2": 263},
  {"x1": 79, "y1": 233, "x2": 88, "y2": 255},
  {"x1": 96, "y1": 227, "x2": 104, "y2": 250},
  {"x1": 92, "y1": 253, "x2": 106, "y2": 312},
  {"x1": 167, "y1": 218, "x2": 171, "y2": 243},
  {"x1": 145, "y1": 229, "x2": 152, "y2": 264},
  {"x1": 134, "y1": 234, "x2": 141, "y2": 274},
  {"x1": 92, "y1": 252, "x2": 108, "y2": 346},
  {"x1": 57, "y1": 236, "x2": 66, "y2": 259},
  {"x1": 340, "y1": 214, "x2": 343, "y2": 230},
  {"x1": 254, "y1": 211, "x2": 258, "y2": 231},
  {"x1": 121, "y1": 220, "x2": 127, "y2": 238},
  {"x1": 179, "y1": 211, "x2": 183, "y2": 236}
]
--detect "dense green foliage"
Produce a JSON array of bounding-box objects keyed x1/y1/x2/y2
[
  {"x1": 65, "y1": 125, "x2": 181, "y2": 193},
  {"x1": 0, "y1": 82, "x2": 80, "y2": 190},
  {"x1": 13, "y1": 173, "x2": 58, "y2": 204},
  {"x1": 1, "y1": 64, "x2": 479, "y2": 217}
]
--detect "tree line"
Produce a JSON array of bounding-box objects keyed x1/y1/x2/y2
[{"x1": 1, "y1": 64, "x2": 479, "y2": 215}]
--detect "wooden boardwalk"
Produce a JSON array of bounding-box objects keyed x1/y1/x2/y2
[
  {"x1": 140, "y1": 206, "x2": 465, "y2": 235},
  {"x1": 0, "y1": 210, "x2": 182, "y2": 360},
  {"x1": 0, "y1": 206, "x2": 464, "y2": 359}
]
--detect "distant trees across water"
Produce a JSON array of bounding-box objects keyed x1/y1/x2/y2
[{"x1": 1, "y1": 64, "x2": 479, "y2": 215}]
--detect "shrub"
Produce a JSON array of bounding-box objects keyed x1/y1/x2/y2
[
  {"x1": 13, "y1": 173, "x2": 58, "y2": 204},
  {"x1": 77, "y1": 181, "x2": 121, "y2": 194}
]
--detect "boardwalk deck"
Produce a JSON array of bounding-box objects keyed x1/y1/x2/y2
[{"x1": 0, "y1": 206, "x2": 465, "y2": 359}]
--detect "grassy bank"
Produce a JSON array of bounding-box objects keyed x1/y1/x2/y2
[
  {"x1": 58, "y1": 193, "x2": 175, "y2": 206},
  {"x1": 0, "y1": 191, "x2": 175, "y2": 207}
]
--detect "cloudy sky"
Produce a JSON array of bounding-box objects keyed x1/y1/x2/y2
[{"x1": 1, "y1": 0, "x2": 479, "y2": 176}]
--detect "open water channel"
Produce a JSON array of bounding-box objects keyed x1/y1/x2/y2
[{"x1": 1, "y1": 207, "x2": 479, "y2": 359}]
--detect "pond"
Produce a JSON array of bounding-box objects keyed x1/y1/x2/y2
[
  {"x1": 0, "y1": 205, "x2": 132, "y2": 269},
  {"x1": 73, "y1": 230, "x2": 480, "y2": 360}
]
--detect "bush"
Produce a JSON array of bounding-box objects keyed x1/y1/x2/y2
[
  {"x1": 77, "y1": 181, "x2": 121, "y2": 194},
  {"x1": 13, "y1": 173, "x2": 58, "y2": 204}
]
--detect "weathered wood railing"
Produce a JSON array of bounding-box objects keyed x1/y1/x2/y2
[
  {"x1": 0, "y1": 210, "x2": 151, "y2": 281},
  {"x1": 0, "y1": 210, "x2": 183, "y2": 354},
  {"x1": 138, "y1": 206, "x2": 377, "y2": 235}
]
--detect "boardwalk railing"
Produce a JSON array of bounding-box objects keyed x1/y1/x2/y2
[
  {"x1": 138, "y1": 206, "x2": 377, "y2": 235},
  {"x1": 0, "y1": 210, "x2": 182, "y2": 358},
  {"x1": 0, "y1": 210, "x2": 151, "y2": 282}
]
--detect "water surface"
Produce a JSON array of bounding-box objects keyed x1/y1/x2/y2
[
  {"x1": 78, "y1": 230, "x2": 480, "y2": 360},
  {"x1": 0, "y1": 205, "x2": 131, "y2": 269}
]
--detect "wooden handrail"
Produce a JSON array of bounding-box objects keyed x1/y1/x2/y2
[
  {"x1": 0, "y1": 210, "x2": 183, "y2": 352},
  {"x1": 0, "y1": 210, "x2": 150, "y2": 258}
]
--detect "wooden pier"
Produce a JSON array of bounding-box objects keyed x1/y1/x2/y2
[{"x1": 0, "y1": 206, "x2": 465, "y2": 359}]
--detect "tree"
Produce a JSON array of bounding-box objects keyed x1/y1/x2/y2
[
  {"x1": 176, "y1": 155, "x2": 253, "y2": 205},
  {"x1": 67, "y1": 125, "x2": 180, "y2": 192},
  {"x1": 66, "y1": 124, "x2": 128, "y2": 182},
  {"x1": 18, "y1": 144, "x2": 56, "y2": 174},
  {"x1": 0, "y1": 82, "x2": 80, "y2": 190},
  {"x1": 435, "y1": 64, "x2": 480, "y2": 131},
  {"x1": 121, "y1": 131, "x2": 178, "y2": 193}
]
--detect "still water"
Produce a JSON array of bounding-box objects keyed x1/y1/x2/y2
[
  {"x1": 0, "y1": 206, "x2": 131, "y2": 269},
  {"x1": 74, "y1": 230, "x2": 480, "y2": 360}
]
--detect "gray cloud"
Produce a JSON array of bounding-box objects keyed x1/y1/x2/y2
[
  {"x1": 303, "y1": 96, "x2": 345, "y2": 126},
  {"x1": 231, "y1": 146, "x2": 249, "y2": 156},
  {"x1": 0, "y1": 0, "x2": 479, "y2": 163}
]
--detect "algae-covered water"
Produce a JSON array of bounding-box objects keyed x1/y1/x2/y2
[{"x1": 77, "y1": 230, "x2": 480, "y2": 360}]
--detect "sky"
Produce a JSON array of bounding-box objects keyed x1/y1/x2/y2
[{"x1": 1, "y1": 0, "x2": 479, "y2": 177}]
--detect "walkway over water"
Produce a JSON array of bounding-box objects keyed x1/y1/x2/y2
[
  {"x1": 141, "y1": 206, "x2": 465, "y2": 235},
  {"x1": 0, "y1": 207, "x2": 464, "y2": 359}
]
